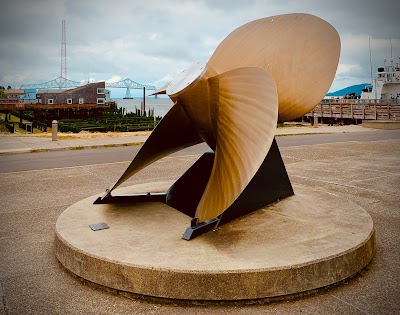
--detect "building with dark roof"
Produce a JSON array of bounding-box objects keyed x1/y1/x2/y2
[{"x1": 37, "y1": 82, "x2": 106, "y2": 106}]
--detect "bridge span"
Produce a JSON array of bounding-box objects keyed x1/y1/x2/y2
[{"x1": 19, "y1": 76, "x2": 156, "y2": 98}]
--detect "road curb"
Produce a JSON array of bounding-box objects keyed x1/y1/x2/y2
[
  {"x1": 0, "y1": 129, "x2": 377, "y2": 155},
  {"x1": 0, "y1": 142, "x2": 146, "y2": 155}
]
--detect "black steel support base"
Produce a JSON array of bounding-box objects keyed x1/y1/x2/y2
[
  {"x1": 181, "y1": 216, "x2": 221, "y2": 240},
  {"x1": 94, "y1": 138, "x2": 294, "y2": 241},
  {"x1": 94, "y1": 193, "x2": 166, "y2": 204},
  {"x1": 167, "y1": 138, "x2": 294, "y2": 239}
]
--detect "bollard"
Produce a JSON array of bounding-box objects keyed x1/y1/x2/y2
[
  {"x1": 52, "y1": 120, "x2": 58, "y2": 141},
  {"x1": 313, "y1": 113, "x2": 318, "y2": 128}
]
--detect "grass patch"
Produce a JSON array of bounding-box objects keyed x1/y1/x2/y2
[
  {"x1": 125, "y1": 142, "x2": 143, "y2": 146},
  {"x1": 31, "y1": 149, "x2": 49, "y2": 153},
  {"x1": 277, "y1": 123, "x2": 307, "y2": 129},
  {"x1": 0, "y1": 113, "x2": 45, "y2": 134},
  {"x1": 0, "y1": 121, "x2": 9, "y2": 132}
]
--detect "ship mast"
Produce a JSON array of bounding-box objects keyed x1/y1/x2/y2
[
  {"x1": 390, "y1": 38, "x2": 393, "y2": 68},
  {"x1": 369, "y1": 37, "x2": 373, "y2": 83}
]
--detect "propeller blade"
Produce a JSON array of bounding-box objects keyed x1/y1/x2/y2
[
  {"x1": 195, "y1": 67, "x2": 278, "y2": 222},
  {"x1": 209, "y1": 13, "x2": 340, "y2": 122},
  {"x1": 106, "y1": 102, "x2": 203, "y2": 195},
  {"x1": 149, "y1": 82, "x2": 170, "y2": 96}
]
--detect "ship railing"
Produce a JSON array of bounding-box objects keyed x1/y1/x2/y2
[
  {"x1": 0, "y1": 102, "x2": 111, "y2": 111},
  {"x1": 22, "y1": 99, "x2": 40, "y2": 104},
  {"x1": 321, "y1": 98, "x2": 400, "y2": 104},
  {"x1": 305, "y1": 100, "x2": 400, "y2": 121},
  {"x1": 0, "y1": 99, "x2": 18, "y2": 103}
]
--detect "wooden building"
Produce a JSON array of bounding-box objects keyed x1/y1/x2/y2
[{"x1": 37, "y1": 82, "x2": 106, "y2": 106}]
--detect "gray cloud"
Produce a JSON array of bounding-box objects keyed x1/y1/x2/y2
[{"x1": 1, "y1": 0, "x2": 399, "y2": 93}]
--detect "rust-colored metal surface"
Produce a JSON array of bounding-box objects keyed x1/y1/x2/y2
[
  {"x1": 104, "y1": 102, "x2": 203, "y2": 197},
  {"x1": 193, "y1": 66, "x2": 278, "y2": 222},
  {"x1": 209, "y1": 13, "x2": 340, "y2": 122},
  {"x1": 102, "y1": 13, "x2": 340, "y2": 227}
]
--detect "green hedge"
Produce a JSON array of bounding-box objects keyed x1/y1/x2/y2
[{"x1": 57, "y1": 111, "x2": 160, "y2": 133}]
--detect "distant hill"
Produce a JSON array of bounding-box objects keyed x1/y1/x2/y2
[{"x1": 327, "y1": 83, "x2": 369, "y2": 96}]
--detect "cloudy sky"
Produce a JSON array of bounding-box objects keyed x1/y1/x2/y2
[{"x1": 1, "y1": 0, "x2": 399, "y2": 98}]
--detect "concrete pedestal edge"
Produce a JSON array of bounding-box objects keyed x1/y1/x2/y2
[
  {"x1": 55, "y1": 229, "x2": 375, "y2": 301},
  {"x1": 55, "y1": 183, "x2": 375, "y2": 301}
]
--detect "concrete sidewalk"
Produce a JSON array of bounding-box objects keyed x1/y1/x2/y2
[{"x1": 0, "y1": 125, "x2": 376, "y2": 154}]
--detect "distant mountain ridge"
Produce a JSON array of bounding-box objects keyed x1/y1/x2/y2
[{"x1": 327, "y1": 83, "x2": 369, "y2": 96}]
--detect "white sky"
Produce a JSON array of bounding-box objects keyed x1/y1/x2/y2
[{"x1": 1, "y1": 0, "x2": 399, "y2": 97}]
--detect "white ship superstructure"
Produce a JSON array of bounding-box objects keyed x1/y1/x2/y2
[{"x1": 361, "y1": 58, "x2": 400, "y2": 100}]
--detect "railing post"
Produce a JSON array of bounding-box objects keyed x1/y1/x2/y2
[
  {"x1": 313, "y1": 113, "x2": 318, "y2": 128},
  {"x1": 143, "y1": 86, "x2": 146, "y2": 115},
  {"x1": 52, "y1": 120, "x2": 58, "y2": 141}
]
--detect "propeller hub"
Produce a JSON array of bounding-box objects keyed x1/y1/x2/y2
[{"x1": 167, "y1": 61, "x2": 207, "y2": 97}]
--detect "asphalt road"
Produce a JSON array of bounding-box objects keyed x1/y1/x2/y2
[{"x1": 0, "y1": 130, "x2": 399, "y2": 173}]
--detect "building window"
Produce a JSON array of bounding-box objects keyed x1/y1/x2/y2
[
  {"x1": 79, "y1": 98, "x2": 84, "y2": 104},
  {"x1": 48, "y1": 99, "x2": 54, "y2": 104},
  {"x1": 97, "y1": 98, "x2": 105, "y2": 104},
  {"x1": 67, "y1": 98, "x2": 72, "y2": 104},
  {"x1": 97, "y1": 88, "x2": 105, "y2": 94}
]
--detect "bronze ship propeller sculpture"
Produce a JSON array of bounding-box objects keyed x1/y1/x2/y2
[{"x1": 95, "y1": 13, "x2": 340, "y2": 240}]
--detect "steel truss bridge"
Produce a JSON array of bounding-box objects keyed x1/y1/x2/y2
[{"x1": 20, "y1": 76, "x2": 156, "y2": 98}]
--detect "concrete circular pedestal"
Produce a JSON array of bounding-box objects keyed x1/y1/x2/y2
[{"x1": 55, "y1": 181, "x2": 375, "y2": 301}]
